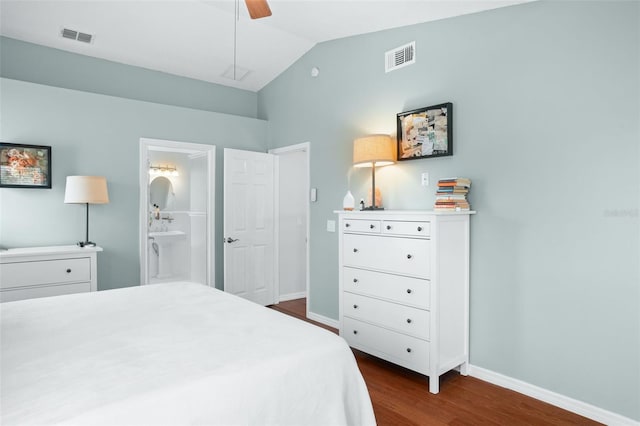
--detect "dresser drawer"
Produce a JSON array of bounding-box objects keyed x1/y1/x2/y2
[
  {"x1": 0, "y1": 258, "x2": 91, "y2": 290},
  {"x1": 343, "y1": 267, "x2": 430, "y2": 309},
  {"x1": 343, "y1": 234, "x2": 430, "y2": 278},
  {"x1": 344, "y1": 292, "x2": 430, "y2": 340},
  {"x1": 382, "y1": 220, "x2": 430, "y2": 237},
  {"x1": 343, "y1": 317, "x2": 429, "y2": 375},
  {"x1": 343, "y1": 219, "x2": 381, "y2": 234},
  {"x1": 0, "y1": 282, "x2": 91, "y2": 303}
]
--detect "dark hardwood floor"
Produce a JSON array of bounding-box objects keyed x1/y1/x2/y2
[{"x1": 269, "y1": 298, "x2": 601, "y2": 426}]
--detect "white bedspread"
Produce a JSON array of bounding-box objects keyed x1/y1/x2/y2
[{"x1": 1, "y1": 282, "x2": 376, "y2": 425}]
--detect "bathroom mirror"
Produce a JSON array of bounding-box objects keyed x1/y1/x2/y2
[{"x1": 149, "y1": 176, "x2": 173, "y2": 210}]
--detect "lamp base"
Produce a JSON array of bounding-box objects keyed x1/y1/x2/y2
[
  {"x1": 77, "y1": 241, "x2": 97, "y2": 248},
  {"x1": 361, "y1": 206, "x2": 385, "y2": 211}
]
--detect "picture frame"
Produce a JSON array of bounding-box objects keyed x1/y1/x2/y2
[
  {"x1": 397, "y1": 102, "x2": 453, "y2": 161},
  {"x1": 0, "y1": 142, "x2": 52, "y2": 188}
]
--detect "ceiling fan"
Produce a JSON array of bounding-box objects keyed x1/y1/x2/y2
[
  {"x1": 244, "y1": 0, "x2": 272, "y2": 19},
  {"x1": 229, "y1": 0, "x2": 270, "y2": 81}
]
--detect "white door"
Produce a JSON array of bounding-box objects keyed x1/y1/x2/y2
[{"x1": 223, "y1": 148, "x2": 276, "y2": 305}]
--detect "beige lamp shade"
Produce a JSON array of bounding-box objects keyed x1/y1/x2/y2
[
  {"x1": 353, "y1": 134, "x2": 396, "y2": 168},
  {"x1": 64, "y1": 176, "x2": 110, "y2": 204}
]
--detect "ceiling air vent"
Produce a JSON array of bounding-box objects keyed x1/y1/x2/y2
[
  {"x1": 222, "y1": 64, "x2": 250, "y2": 81},
  {"x1": 61, "y1": 28, "x2": 94, "y2": 44},
  {"x1": 385, "y1": 41, "x2": 415, "y2": 73}
]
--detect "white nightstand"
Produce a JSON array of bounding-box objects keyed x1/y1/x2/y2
[{"x1": 0, "y1": 245, "x2": 102, "y2": 302}]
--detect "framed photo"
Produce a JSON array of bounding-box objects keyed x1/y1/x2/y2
[
  {"x1": 397, "y1": 102, "x2": 453, "y2": 161},
  {"x1": 0, "y1": 143, "x2": 52, "y2": 188}
]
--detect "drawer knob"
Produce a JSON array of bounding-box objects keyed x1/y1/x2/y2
[
  {"x1": 406, "y1": 348, "x2": 412, "y2": 353},
  {"x1": 353, "y1": 278, "x2": 359, "y2": 283},
  {"x1": 345, "y1": 223, "x2": 351, "y2": 228},
  {"x1": 353, "y1": 248, "x2": 359, "y2": 253},
  {"x1": 66, "y1": 268, "x2": 72, "y2": 273},
  {"x1": 417, "y1": 226, "x2": 423, "y2": 231},
  {"x1": 353, "y1": 330, "x2": 358, "y2": 335},
  {"x1": 386, "y1": 225, "x2": 391, "y2": 230},
  {"x1": 353, "y1": 304, "x2": 358, "y2": 309},
  {"x1": 406, "y1": 289, "x2": 412, "y2": 294},
  {"x1": 407, "y1": 254, "x2": 413, "y2": 259},
  {"x1": 406, "y1": 318, "x2": 412, "y2": 324},
  {"x1": 369, "y1": 224, "x2": 375, "y2": 229}
]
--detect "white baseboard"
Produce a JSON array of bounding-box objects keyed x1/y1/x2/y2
[
  {"x1": 278, "y1": 291, "x2": 306, "y2": 302},
  {"x1": 307, "y1": 311, "x2": 339, "y2": 329},
  {"x1": 468, "y1": 364, "x2": 639, "y2": 426}
]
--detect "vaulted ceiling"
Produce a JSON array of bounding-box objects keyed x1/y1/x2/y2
[{"x1": 1, "y1": 1, "x2": 530, "y2": 92}]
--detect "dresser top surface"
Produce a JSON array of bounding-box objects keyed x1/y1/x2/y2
[
  {"x1": 334, "y1": 210, "x2": 476, "y2": 216},
  {"x1": 0, "y1": 245, "x2": 103, "y2": 259}
]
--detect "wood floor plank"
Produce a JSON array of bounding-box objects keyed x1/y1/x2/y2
[{"x1": 268, "y1": 298, "x2": 602, "y2": 426}]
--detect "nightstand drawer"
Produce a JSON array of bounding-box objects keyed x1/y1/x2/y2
[
  {"x1": 343, "y1": 317, "x2": 429, "y2": 375},
  {"x1": 382, "y1": 220, "x2": 430, "y2": 237},
  {"x1": 343, "y1": 267, "x2": 430, "y2": 309},
  {"x1": 0, "y1": 258, "x2": 91, "y2": 290},
  {"x1": 343, "y1": 219, "x2": 381, "y2": 234},
  {"x1": 343, "y1": 234, "x2": 430, "y2": 278},
  {"x1": 344, "y1": 292, "x2": 430, "y2": 340},
  {"x1": 0, "y1": 282, "x2": 91, "y2": 303}
]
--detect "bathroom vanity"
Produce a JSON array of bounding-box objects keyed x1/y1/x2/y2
[{"x1": 0, "y1": 245, "x2": 102, "y2": 302}]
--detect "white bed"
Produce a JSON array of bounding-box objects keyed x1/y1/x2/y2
[{"x1": 1, "y1": 282, "x2": 376, "y2": 425}]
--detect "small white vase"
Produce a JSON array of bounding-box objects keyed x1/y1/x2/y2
[{"x1": 343, "y1": 191, "x2": 355, "y2": 211}]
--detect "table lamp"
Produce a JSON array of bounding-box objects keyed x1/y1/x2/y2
[
  {"x1": 64, "y1": 176, "x2": 109, "y2": 247},
  {"x1": 353, "y1": 135, "x2": 395, "y2": 210}
]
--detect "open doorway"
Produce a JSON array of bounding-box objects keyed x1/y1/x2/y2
[
  {"x1": 139, "y1": 138, "x2": 216, "y2": 287},
  {"x1": 269, "y1": 142, "x2": 310, "y2": 311}
]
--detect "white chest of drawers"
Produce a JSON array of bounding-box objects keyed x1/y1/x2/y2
[
  {"x1": 0, "y1": 245, "x2": 102, "y2": 303},
  {"x1": 336, "y1": 210, "x2": 473, "y2": 394}
]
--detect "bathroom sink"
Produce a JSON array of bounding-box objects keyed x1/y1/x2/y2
[
  {"x1": 149, "y1": 230, "x2": 186, "y2": 241},
  {"x1": 148, "y1": 231, "x2": 185, "y2": 280}
]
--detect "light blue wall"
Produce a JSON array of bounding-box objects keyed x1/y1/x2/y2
[
  {"x1": 258, "y1": 0, "x2": 639, "y2": 420},
  {"x1": 1, "y1": 0, "x2": 638, "y2": 421},
  {"x1": 0, "y1": 78, "x2": 267, "y2": 290},
  {"x1": 0, "y1": 37, "x2": 258, "y2": 118}
]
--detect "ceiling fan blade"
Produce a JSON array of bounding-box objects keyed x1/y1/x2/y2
[{"x1": 245, "y1": 0, "x2": 272, "y2": 19}]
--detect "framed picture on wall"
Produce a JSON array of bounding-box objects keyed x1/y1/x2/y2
[
  {"x1": 397, "y1": 102, "x2": 453, "y2": 161},
  {"x1": 0, "y1": 142, "x2": 52, "y2": 188}
]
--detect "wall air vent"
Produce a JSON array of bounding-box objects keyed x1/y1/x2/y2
[
  {"x1": 385, "y1": 41, "x2": 415, "y2": 73},
  {"x1": 60, "y1": 28, "x2": 94, "y2": 44}
]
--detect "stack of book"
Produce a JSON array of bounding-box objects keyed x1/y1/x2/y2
[{"x1": 434, "y1": 177, "x2": 471, "y2": 211}]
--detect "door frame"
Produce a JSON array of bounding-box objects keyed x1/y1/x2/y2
[
  {"x1": 139, "y1": 137, "x2": 216, "y2": 287},
  {"x1": 268, "y1": 142, "x2": 310, "y2": 312}
]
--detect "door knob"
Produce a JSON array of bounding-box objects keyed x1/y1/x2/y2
[{"x1": 225, "y1": 237, "x2": 239, "y2": 243}]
